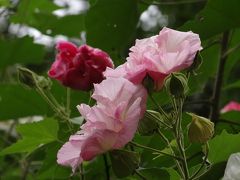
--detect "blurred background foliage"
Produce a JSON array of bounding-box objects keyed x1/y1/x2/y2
[{"x1": 0, "y1": 0, "x2": 240, "y2": 179}]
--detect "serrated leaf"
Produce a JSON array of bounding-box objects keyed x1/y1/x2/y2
[
  {"x1": 0, "y1": 118, "x2": 59, "y2": 155},
  {"x1": 109, "y1": 149, "x2": 139, "y2": 178},
  {"x1": 208, "y1": 130, "x2": 240, "y2": 163}
]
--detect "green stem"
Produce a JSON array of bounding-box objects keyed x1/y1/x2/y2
[
  {"x1": 149, "y1": 94, "x2": 169, "y2": 121},
  {"x1": 157, "y1": 129, "x2": 185, "y2": 178},
  {"x1": 130, "y1": 141, "x2": 183, "y2": 161},
  {"x1": 189, "y1": 143, "x2": 209, "y2": 180},
  {"x1": 66, "y1": 88, "x2": 71, "y2": 116},
  {"x1": 103, "y1": 154, "x2": 110, "y2": 180},
  {"x1": 174, "y1": 98, "x2": 189, "y2": 180},
  {"x1": 145, "y1": 111, "x2": 172, "y2": 129}
]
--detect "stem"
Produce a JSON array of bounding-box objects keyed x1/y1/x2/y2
[
  {"x1": 157, "y1": 129, "x2": 185, "y2": 178},
  {"x1": 130, "y1": 141, "x2": 183, "y2": 161},
  {"x1": 189, "y1": 143, "x2": 209, "y2": 179},
  {"x1": 103, "y1": 154, "x2": 110, "y2": 180},
  {"x1": 145, "y1": 111, "x2": 172, "y2": 129},
  {"x1": 174, "y1": 98, "x2": 189, "y2": 179},
  {"x1": 36, "y1": 86, "x2": 72, "y2": 128},
  {"x1": 66, "y1": 88, "x2": 71, "y2": 115},
  {"x1": 210, "y1": 32, "x2": 229, "y2": 123},
  {"x1": 79, "y1": 164, "x2": 84, "y2": 180},
  {"x1": 149, "y1": 94, "x2": 169, "y2": 121}
]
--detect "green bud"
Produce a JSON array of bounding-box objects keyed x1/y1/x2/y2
[
  {"x1": 187, "y1": 112, "x2": 214, "y2": 143},
  {"x1": 18, "y1": 67, "x2": 52, "y2": 90},
  {"x1": 165, "y1": 73, "x2": 189, "y2": 98},
  {"x1": 138, "y1": 110, "x2": 159, "y2": 135}
]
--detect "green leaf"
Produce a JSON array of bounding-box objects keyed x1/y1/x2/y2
[
  {"x1": 0, "y1": 82, "x2": 89, "y2": 120},
  {"x1": 10, "y1": 0, "x2": 59, "y2": 24},
  {"x1": 0, "y1": 118, "x2": 59, "y2": 155},
  {"x1": 180, "y1": 0, "x2": 240, "y2": 40},
  {"x1": 224, "y1": 80, "x2": 240, "y2": 90},
  {"x1": 139, "y1": 168, "x2": 181, "y2": 180},
  {"x1": 109, "y1": 149, "x2": 139, "y2": 178},
  {"x1": 0, "y1": 84, "x2": 50, "y2": 120},
  {"x1": 26, "y1": 13, "x2": 85, "y2": 37},
  {"x1": 0, "y1": 0, "x2": 10, "y2": 6},
  {"x1": 85, "y1": 0, "x2": 139, "y2": 58},
  {"x1": 138, "y1": 110, "x2": 159, "y2": 136},
  {"x1": 0, "y1": 37, "x2": 45, "y2": 69},
  {"x1": 199, "y1": 162, "x2": 226, "y2": 180},
  {"x1": 208, "y1": 130, "x2": 240, "y2": 163}
]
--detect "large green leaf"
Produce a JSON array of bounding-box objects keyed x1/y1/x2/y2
[
  {"x1": 10, "y1": 0, "x2": 58, "y2": 24},
  {"x1": 0, "y1": 84, "x2": 50, "y2": 120},
  {"x1": 0, "y1": 118, "x2": 59, "y2": 155},
  {"x1": 208, "y1": 130, "x2": 240, "y2": 163},
  {"x1": 32, "y1": 14, "x2": 85, "y2": 37},
  {"x1": 0, "y1": 36, "x2": 45, "y2": 69},
  {"x1": 180, "y1": 0, "x2": 240, "y2": 40},
  {"x1": 85, "y1": 0, "x2": 139, "y2": 60}
]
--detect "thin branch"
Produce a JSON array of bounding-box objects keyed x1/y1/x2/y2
[
  {"x1": 130, "y1": 141, "x2": 183, "y2": 161},
  {"x1": 139, "y1": 0, "x2": 206, "y2": 5},
  {"x1": 210, "y1": 32, "x2": 230, "y2": 123}
]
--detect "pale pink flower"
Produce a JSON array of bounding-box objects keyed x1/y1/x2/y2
[
  {"x1": 57, "y1": 78, "x2": 147, "y2": 171},
  {"x1": 221, "y1": 101, "x2": 240, "y2": 113},
  {"x1": 104, "y1": 27, "x2": 202, "y2": 90}
]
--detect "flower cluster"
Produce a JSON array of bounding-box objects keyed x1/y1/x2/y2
[
  {"x1": 57, "y1": 78, "x2": 147, "y2": 171},
  {"x1": 48, "y1": 42, "x2": 114, "y2": 91},
  {"x1": 104, "y1": 27, "x2": 202, "y2": 90},
  {"x1": 53, "y1": 27, "x2": 202, "y2": 171}
]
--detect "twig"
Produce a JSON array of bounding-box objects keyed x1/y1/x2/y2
[
  {"x1": 130, "y1": 141, "x2": 183, "y2": 161},
  {"x1": 210, "y1": 32, "x2": 230, "y2": 123}
]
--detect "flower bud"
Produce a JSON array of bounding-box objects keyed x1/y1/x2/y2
[
  {"x1": 165, "y1": 73, "x2": 189, "y2": 98},
  {"x1": 18, "y1": 67, "x2": 37, "y2": 89},
  {"x1": 18, "y1": 67, "x2": 52, "y2": 90},
  {"x1": 187, "y1": 112, "x2": 214, "y2": 143}
]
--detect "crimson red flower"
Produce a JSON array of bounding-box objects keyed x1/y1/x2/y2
[{"x1": 48, "y1": 41, "x2": 114, "y2": 91}]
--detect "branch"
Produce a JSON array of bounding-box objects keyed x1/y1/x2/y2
[{"x1": 210, "y1": 32, "x2": 230, "y2": 123}]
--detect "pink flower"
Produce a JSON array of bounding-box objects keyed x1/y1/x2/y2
[
  {"x1": 221, "y1": 101, "x2": 240, "y2": 113},
  {"x1": 57, "y1": 78, "x2": 147, "y2": 171},
  {"x1": 104, "y1": 27, "x2": 202, "y2": 90},
  {"x1": 48, "y1": 41, "x2": 114, "y2": 91}
]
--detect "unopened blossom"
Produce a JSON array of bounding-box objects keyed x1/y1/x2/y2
[
  {"x1": 48, "y1": 41, "x2": 114, "y2": 91},
  {"x1": 221, "y1": 101, "x2": 240, "y2": 113},
  {"x1": 104, "y1": 27, "x2": 202, "y2": 90},
  {"x1": 57, "y1": 78, "x2": 147, "y2": 171}
]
